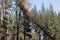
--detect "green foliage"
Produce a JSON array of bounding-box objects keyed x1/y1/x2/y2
[{"x1": 0, "y1": 0, "x2": 60, "y2": 40}]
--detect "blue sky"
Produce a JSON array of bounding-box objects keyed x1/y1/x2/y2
[
  {"x1": 29, "y1": 0, "x2": 60, "y2": 13},
  {"x1": 0, "y1": 0, "x2": 60, "y2": 13}
]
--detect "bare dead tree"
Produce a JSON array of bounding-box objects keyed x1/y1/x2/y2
[{"x1": 18, "y1": 0, "x2": 55, "y2": 40}]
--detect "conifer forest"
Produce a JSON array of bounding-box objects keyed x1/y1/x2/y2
[{"x1": 0, "y1": 0, "x2": 60, "y2": 40}]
